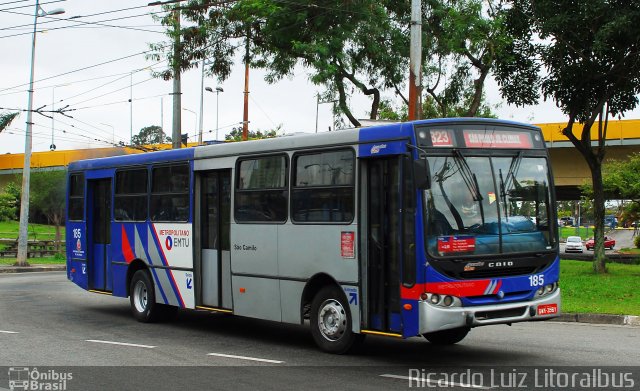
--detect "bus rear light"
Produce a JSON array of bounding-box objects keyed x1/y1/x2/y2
[{"x1": 71, "y1": 268, "x2": 76, "y2": 273}]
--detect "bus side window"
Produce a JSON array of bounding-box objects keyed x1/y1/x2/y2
[
  {"x1": 150, "y1": 164, "x2": 190, "y2": 222},
  {"x1": 291, "y1": 149, "x2": 354, "y2": 223},
  {"x1": 68, "y1": 173, "x2": 85, "y2": 221},
  {"x1": 114, "y1": 168, "x2": 148, "y2": 221},
  {"x1": 235, "y1": 155, "x2": 288, "y2": 223}
]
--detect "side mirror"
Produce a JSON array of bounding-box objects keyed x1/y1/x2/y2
[{"x1": 414, "y1": 158, "x2": 430, "y2": 189}]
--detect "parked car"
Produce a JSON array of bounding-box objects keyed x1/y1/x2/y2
[
  {"x1": 585, "y1": 236, "x2": 616, "y2": 250},
  {"x1": 564, "y1": 236, "x2": 583, "y2": 253}
]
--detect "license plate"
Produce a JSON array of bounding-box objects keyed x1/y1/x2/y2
[{"x1": 537, "y1": 304, "x2": 558, "y2": 316}]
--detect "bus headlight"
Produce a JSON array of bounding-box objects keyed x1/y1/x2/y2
[
  {"x1": 423, "y1": 293, "x2": 461, "y2": 308},
  {"x1": 535, "y1": 282, "x2": 558, "y2": 298}
]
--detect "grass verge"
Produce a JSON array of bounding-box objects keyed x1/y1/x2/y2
[
  {"x1": 0, "y1": 257, "x2": 65, "y2": 266},
  {"x1": 0, "y1": 221, "x2": 65, "y2": 240},
  {"x1": 560, "y1": 260, "x2": 640, "y2": 315}
]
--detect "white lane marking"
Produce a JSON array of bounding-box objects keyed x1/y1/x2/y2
[
  {"x1": 0, "y1": 330, "x2": 19, "y2": 334},
  {"x1": 207, "y1": 352, "x2": 284, "y2": 364},
  {"x1": 85, "y1": 339, "x2": 156, "y2": 349},
  {"x1": 380, "y1": 374, "x2": 490, "y2": 389}
]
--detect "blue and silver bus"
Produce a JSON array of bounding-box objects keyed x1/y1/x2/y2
[{"x1": 66, "y1": 118, "x2": 560, "y2": 353}]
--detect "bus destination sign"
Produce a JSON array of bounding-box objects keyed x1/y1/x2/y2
[{"x1": 463, "y1": 130, "x2": 533, "y2": 149}]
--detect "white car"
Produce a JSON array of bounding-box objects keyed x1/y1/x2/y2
[{"x1": 565, "y1": 236, "x2": 583, "y2": 253}]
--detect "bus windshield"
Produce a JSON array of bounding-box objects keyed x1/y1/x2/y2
[{"x1": 425, "y1": 153, "x2": 555, "y2": 257}]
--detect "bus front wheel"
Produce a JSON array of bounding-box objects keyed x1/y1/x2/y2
[
  {"x1": 129, "y1": 270, "x2": 176, "y2": 322},
  {"x1": 310, "y1": 285, "x2": 362, "y2": 354},
  {"x1": 423, "y1": 327, "x2": 470, "y2": 345}
]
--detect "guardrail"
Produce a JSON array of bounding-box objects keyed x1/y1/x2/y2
[{"x1": 0, "y1": 238, "x2": 65, "y2": 258}]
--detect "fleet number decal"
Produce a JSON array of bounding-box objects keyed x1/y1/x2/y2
[{"x1": 529, "y1": 274, "x2": 545, "y2": 287}]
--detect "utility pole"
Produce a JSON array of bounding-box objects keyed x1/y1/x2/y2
[
  {"x1": 242, "y1": 27, "x2": 250, "y2": 141},
  {"x1": 408, "y1": 0, "x2": 422, "y2": 121},
  {"x1": 130, "y1": 71, "x2": 133, "y2": 144},
  {"x1": 171, "y1": 9, "x2": 182, "y2": 149}
]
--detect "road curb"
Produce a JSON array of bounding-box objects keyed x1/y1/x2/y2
[
  {"x1": 553, "y1": 313, "x2": 640, "y2": 327},
  {"x1": 0, "y1": 265, "x2": 66, "y2": 274}
]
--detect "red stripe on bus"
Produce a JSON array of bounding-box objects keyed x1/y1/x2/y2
[
  {"x1": 400, "y1": 280, "x2": 492, "y2": 299},
  {"x1": 121, "y1": 225, "x2": 135, "y2": 263}
]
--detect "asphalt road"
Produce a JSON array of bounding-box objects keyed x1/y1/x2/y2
[{"x1": 1, "y1": 272, "x2": 638, "y2": 390}]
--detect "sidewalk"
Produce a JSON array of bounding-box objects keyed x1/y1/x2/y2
[{"x1": 0, "y1": 263, "x2": 66, "y2": 273}]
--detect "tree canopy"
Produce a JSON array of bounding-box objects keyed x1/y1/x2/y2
[
  {"x1": 494, "y1": 0, "x2": 640, "y2": 272},
  {"x1": 0, "y1": 112, "x2": 18, "y2": 132},
  {"x1": 131, "y1": 125, "x2": 172, "y2": 145}
]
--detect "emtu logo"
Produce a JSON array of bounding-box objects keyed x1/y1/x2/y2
[{"x1": 165, "y1": 236, "x2": 173, "y2": 251}]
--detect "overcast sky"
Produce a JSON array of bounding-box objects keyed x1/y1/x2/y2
[{"x1": 1, "y1": 0, "x2": 639, "y2": 154}]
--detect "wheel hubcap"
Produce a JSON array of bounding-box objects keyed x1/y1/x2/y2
[
  {"x1": 317, "y1": 299, "x2": 347, "y2": 341},
  {"x1": 134, "y1": 280, "x2": 148, "y2": 313}
]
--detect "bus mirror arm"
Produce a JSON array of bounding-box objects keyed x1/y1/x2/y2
[{"x1": 407, "y1": 144, "x2": 430, "y2": 189}]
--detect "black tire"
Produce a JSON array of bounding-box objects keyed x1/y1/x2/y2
[
  {"x1": 423, "y1": 327, "x2": 470, "y2": 345},
  {"x1": 310, "y1": 285, "x2": 362, "y2": 354},
  {"x1": 129, "y1": 269, "x2": 175, "y2": 323}
]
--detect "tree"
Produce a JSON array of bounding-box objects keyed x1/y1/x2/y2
[
  {"x1": 225, "y1": 126, "x2": 278, "y2": 141},
  {"x1": 150, "y1": 1, "x2": 410, "y2": 127},
  {"x1": 420, "y1": 0, "x2": 510, "y2": 117},
  {"x1": 601, "y1": 153, "x2": 640, "y2": 226},
  {"x1": 30, "y1": 171, "x2": 66, "y2": 252},
  {"x1": 0, "y1": 112, "x2": 18, "y2": 132},
  {"x1": 494, "y1": 0, "x2": 640, "y2": 273},
  {"x1": 131, "y1": 125, "x2": 171, "y2": 145},
  {"x1": 0, "y1": 182, "x2": 20, "y2": 221}
]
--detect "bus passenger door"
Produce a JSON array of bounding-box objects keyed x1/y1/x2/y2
[
  {"x1": 87, "y1": 178, "x2": 112, "y2": 292},
  {"x1": 362, "y1": 157, "x2": 403, "y2": 333},
  {"x1": 197, "y1": 170, "x2": 232, "y2": 309}
]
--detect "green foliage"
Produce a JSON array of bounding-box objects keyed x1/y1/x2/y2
[
  {"x1": 0, "y1": 193, "x2": 17, "y2": 221},
  {"x1": 421, "y1": 0, "x2": 509, "y2": 117},
  {"x1": 30, "y1": 171, "x2": 66, "y2": 227},
  {"x1": 634, "y1": 235, "x2": 640, "y2": 250},
  {"x1": 224, "y1": 126, "x2": 278, "y2": 141},
  {"x1": 378, "y1": 94, "x2": 496, "y2": 121},
  {"x1": 0, "y1": 182, "x2": 20, "y2": 221},
  {"x1": 0, "y1": 112, "x2": 18, "y2": 131},
  {"x1": 131, "y1": 125, "x2": 171, "y2": 145},
  {"x1": 496, "y1": 0, "x2": 640, "y2": 273}
]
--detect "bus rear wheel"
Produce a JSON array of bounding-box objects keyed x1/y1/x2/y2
[
  {"x1": 423, "y1": 327, "x2": 470, "y2": 345},
  {"x1": 130, "y1": 270, "x2": 176, "y2": 322},
  {"x1": 310, "y1": 286, "x2": 362, "y2": 354}
]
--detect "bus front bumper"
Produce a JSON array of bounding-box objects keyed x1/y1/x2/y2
[{"x1": 418, "y1": 289, "x2": 561, "y2": 335}]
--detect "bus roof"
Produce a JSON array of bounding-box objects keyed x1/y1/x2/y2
[{"x1": 67, "y1": 118, "x2": 539, "y2": 171}]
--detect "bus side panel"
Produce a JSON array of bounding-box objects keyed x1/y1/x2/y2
[
  {"x1": 276, "y1": 225, "x2": 359, "y2": 283},
  {"x1": 232, "y1": 275, "x2": 282, "y2": 322},
  {"x1": 66, "y1": 221, "x2": 88, "y2": 290},
  {"x1": 279, "y1": 280, "x2": 304, "y2": 324},
  {"x1": 111, "y1": 263, "x2": 128, "y2": 298}
]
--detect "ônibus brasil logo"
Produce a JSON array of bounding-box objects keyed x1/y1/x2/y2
[{"x1": 165, "y1": 236, "x2": 173, "y2": 251}]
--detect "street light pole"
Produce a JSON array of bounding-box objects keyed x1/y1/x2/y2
[
  {"x1": 16, "y1": 0, "x2": 65, "y2": 266},
  {"x1": 205, "y1": 86, "x2": 224, "y2": 141}
]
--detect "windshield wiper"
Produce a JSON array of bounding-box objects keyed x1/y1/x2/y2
[{"x1": 452, "y1": 150, "x2": 485, "y2": 226}]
